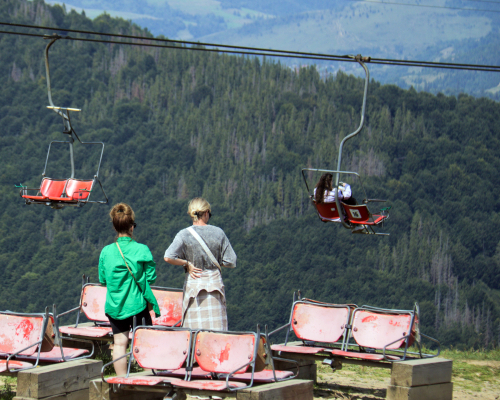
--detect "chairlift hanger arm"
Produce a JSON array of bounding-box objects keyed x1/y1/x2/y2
[
  {"x1": 335, "y1": 55, "x2": 370, "y2": 229},
  {"x1": 44, "y1": 35, "x2": 69, "y2": 121}
]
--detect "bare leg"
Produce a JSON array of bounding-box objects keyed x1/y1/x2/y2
[{"x1": 112, "y1": 332, "x2": 129, "y2": 376}]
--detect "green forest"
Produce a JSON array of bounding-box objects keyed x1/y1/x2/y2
[{"x1": 0, "y1": 0, "x2": 499, "y2": 350}]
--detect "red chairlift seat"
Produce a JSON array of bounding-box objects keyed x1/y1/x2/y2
[
  {"x1": 58, "y1": 281, "x2": 184, "y2": 341},
  {"x1": 58, "y1": 283, "x2": 112, "y2": 339},
  {"x1": 314, "y1": 201, "x2": 342, "y2": 223},
  {"x1": 171, "y1": 331, "x2": 259, "y2": 392},
  {"x1": 324, "y1": 307, "x2": 420, "y2": 362},
  {"x1": 342, "y1": 203, "x2": 387, "y2": 226},
  {"x1": 105, "y1": 326, "x2": 190, "y2": 386},
  {"x1": 0, "y1": 309, "x2": 90, "y2": 373},
  {"x1": 151, "y1": 287, "x2": 183, "y2": 327},
  {"x1": 270, "y1": 298, "x2": 355, "y2": 356},
  {"x1": 48, "y1": 178, "x2": 94, "y2": 202},
  {"x1": 21, "y1": 178, "x2": 66, "y2": 202}
]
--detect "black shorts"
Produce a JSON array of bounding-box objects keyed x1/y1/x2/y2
[{"x1": 106, "y1": 307, "x2": 153, "y2": 335}]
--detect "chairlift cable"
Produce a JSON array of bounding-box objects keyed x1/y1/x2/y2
[{"x1": 1, "y1": 22, "x2": 500, "y2": 72}]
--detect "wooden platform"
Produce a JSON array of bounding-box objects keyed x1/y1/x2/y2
[{"x1": 89, "y1": 374, "x2": 314, "y2": 400}]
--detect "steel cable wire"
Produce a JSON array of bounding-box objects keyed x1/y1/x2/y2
[{"x1": 1, "y1": 21, "x2": 500, "y2": 72}]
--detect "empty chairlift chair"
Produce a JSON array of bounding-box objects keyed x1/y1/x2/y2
[
  {"x1": 57, "y1": 278, "x2": 184, "y2": 343},
  {"x1": 58, "y1": 283, "x2": 113, "y2": 340},
  {"x1": 151, "y1": 287, "x2": 183, "y2": 327},
  {"x1": 21, "y1": 178, "x2": 67, "y2": 202},
  {"x1": 0, "y1": 308, "x2": 91, "y2": 374},
  {"x1": 333, "y1": 304, "x2": 440, "y2": 362},
  {"x1": 270, "y1": 294, "x2": 356, "y2": 359},
  {"x1": 341, "y1": 203, "x2": 388, "y2": 233},
  {"x1": 171, "y1": 328, "x2": 265, "y2": 394},
  {"x1": 103, "y1": 326, "x2": 193, "y2": 389},
  {"x1": 18, "y1": 35, "x2": 108, "y2": 210}
]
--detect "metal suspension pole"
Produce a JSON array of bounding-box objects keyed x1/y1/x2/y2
[
  {"x1": 334, "y1": 55, "x2": 370, "y2": 229},
  {"x1": 44, "y1": 35, "x2": 76, "y2": 180}
]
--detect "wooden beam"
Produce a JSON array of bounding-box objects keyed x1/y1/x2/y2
[
  {"x1": 89, "y1": 379, "x2": 166, "y2": 400},
  {"x1": 16, "y1": 359, "x2": 102, "y2": 399},
  {"x1": 237, "y1": 379, "x2": 314, "y2": 400}
]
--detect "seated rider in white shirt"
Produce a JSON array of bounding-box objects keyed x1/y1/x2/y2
[{"x1": 314, "y1": 173, "x2": 357, "y2": 205}]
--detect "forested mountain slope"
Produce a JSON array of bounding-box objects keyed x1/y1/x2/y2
[{"x1": 1, "y1": 0, "x2": 499, "y2": 348}]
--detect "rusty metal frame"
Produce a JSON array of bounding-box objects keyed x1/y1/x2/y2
[
  {"x1": 51, "y1": 304, "x2": 95, "y2": 362},
  {"x1": 262, "y1": 325, "x2": 299, "y2": 383}
]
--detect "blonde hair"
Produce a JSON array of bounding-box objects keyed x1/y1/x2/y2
[
  {"x1": 188, "y1": 197, "x2": 211, "y2": 222},
  {"x1": 110, "y1": 203, "x2": 135, "y2": 234}
]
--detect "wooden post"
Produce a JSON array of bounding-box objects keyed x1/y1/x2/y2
[
  {"x1": 237, "y1": 379, "x2": 314, "y2": 400},
  {"x1": 272, "y1": 353, "x2": 317, "y2": 382},
  {"x1": 14, "y1": 359, "x2": 102, "y2": 400},
  {"x1": 89, "y1": 378, "x2": 167, "y2": 400},
  {"x1": 387, "y1": 358, "x2": 453, "y2": 400}
]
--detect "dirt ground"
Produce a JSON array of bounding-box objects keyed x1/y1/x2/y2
[
  {"x1": 312, "y1": 360, "x2": 500, "y2": 400},
  {"x1": 1, "y1": 360, "x2": 499, "y2": 399}
]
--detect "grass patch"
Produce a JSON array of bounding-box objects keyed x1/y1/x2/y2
[
  {"x1": 95, "y1": 344, "x2": 144, "y2": 377},
  {"x1": 316, "y1": 348, "x2": 500, "y2": 396},
  {"x1": 0, "y1": 377, "x2": 16, "y2": 400},
  {"x1": 440, "y1": 348, "x2": 500, "y2": 361}
]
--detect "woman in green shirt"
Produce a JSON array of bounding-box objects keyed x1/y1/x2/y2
[{"x1": 98, "y1": 203, "x2": 160, "y2": 376}]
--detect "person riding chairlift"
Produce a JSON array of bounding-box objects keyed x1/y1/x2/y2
[
  {"x1": 314, "y1": 173, "x2": 365, "y2": 232},
  {"x1": 313, "y1": 173, "x2": 357, "y2": 206}
]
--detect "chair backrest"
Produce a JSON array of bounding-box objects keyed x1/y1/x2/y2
[
  {"x1": 351, "y1": 309, "x2": 414, "y2": 350},
  {"x1": 194, "y1": 331, "x2": 257, "y2": 374},
  {"x1": 291, "y1": 302, "x2": 352, "y2": 344},
  {"x1": 342, "y1": 203, "x2": 372, "y2": 223},
  {"x1": 151, "y1": 288, "x2": 183, "y2": 326},
  {"x1": 81, "y1": 284, "x2": 108, "y2": 322},
  {"x1": 0, "y1": 312, "x2": 45, "y2": 356},
  {"x1": 40, "y1": 178, "x2": 67, "y2": 198},
  {"x1": 132, "y1": 327, "x2": 191, "y2": 370},
  {"x1": 65, "y1": 179, "x2": 94, "y2": 200},
  {"x1": 315, "y1": 202, "x2": 341, "y2": 221}
]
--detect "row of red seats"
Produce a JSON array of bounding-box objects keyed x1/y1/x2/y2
[
  {"x1": 104, "y1": 325, "x2": 297, "y2": 393},
  {"x1": 270, "y1": 293, "x2": 440, "y2": 364},
  {"x1": 315, "y1": 201, "x2": 387, "y2": 225},
  {"x1": 21, "y1": 178, "x2": 94, "y2": 203},
  {"x1": 58, "y1": 284, "x2": 183, "y2": 339}
]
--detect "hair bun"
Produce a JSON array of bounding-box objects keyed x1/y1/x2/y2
[{"x1": 110, "y1": 203, "x2": 135, "y2": 234}]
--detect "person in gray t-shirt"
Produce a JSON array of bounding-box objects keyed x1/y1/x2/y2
[{"x1": 164, "y1": 197, "x2": 236, "y2": 330}]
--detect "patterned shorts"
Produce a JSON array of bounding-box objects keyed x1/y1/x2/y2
[{"x1": 182, "y1": 290, "x2": 228, "y2": 330}]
